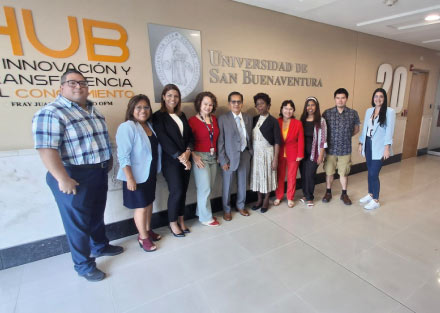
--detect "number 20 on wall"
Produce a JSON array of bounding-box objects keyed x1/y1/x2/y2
[{"x1": 377, "y1": 64, "x2": 407, "y2": 114}]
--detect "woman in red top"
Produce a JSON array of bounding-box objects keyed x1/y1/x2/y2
[
  {"x1": 188, "y1": 92, "x2": 220, "y2": 226},
  {"x1": 274, "y1": 100, "x2": 304, "y2": 208}
]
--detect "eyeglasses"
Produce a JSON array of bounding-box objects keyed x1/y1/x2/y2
[
  {"x1": 135, "y1": 106, "x2": 150, "y2": 111},
  {"x1": 230, "y1": 100, "x2": 242, "y2": 104},
  {"x1": 63, "y1": 80, "x2": 88, "y2": 88}
]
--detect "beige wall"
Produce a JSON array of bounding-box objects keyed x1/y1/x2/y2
[{"x1": 1, "y1": 0, "x2": 439, "y2": 152}]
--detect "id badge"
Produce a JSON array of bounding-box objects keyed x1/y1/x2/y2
[{"x1": 210, "y1": 147, "x2": 215, "y2": 156}]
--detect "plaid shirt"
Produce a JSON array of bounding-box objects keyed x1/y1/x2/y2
[
  {"x1": 322, "y1": 106, "x2": 360, "y2": 156},
  {"x1": 32, "y1": 95, "x2": 111, "y2": 165}
]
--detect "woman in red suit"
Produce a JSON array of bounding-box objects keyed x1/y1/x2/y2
[{"x1": 274, "y1": 100, "x2": 304, "y2": 208}]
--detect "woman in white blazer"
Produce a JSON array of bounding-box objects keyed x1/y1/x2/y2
[
  {"x1": 358, "y1": 88, "x2": 395, "y2": 210},
  {"x1": 116, "y1": 94, "x2": 162, "y2": 252}
]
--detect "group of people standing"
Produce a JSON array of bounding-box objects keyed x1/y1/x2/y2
[{"x1": 32, "y1": 69, "x2": 395, "y2": 281}]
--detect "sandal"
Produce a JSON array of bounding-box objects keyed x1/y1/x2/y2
[
  {"x1": 288, "y1": 200, "x2": 294, "y2": 208},
  {"x1": 138, "y1": 236, "x2": 157, "y2": 252},
  {"x1": 148, "y1": 229, "x2": 161, "y2": 241},
  {"x1": 299, "y1": 197, "x2": 306, "y2": 204},
  {"x1": 307, "y1": 201, "x2": 314, "y2": 207},
  {"x1": 273, "y1": 199, "x2": 281, "y2": 206}
]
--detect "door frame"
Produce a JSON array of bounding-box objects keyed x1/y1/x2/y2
[{"x1": 402, "y1": 69, "x2": 429, "y2": 159}]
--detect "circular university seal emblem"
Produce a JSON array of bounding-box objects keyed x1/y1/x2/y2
[{"x1": 155, "y1": 32, "x2": 201, "y2": 98}]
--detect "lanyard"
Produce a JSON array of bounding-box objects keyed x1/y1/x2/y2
[
  {"x1": 199, "y1": 114, "x2": 214, "y2": 148},
  {"x1": 369, "y1": 111, "x2": 378, "y2": 137}
]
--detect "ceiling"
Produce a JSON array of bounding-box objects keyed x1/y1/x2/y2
[{"x1": 233, "y1": 0, "x2": 440, "y2": 52}]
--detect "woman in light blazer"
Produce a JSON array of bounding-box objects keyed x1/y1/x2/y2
[
  {"x1": 116, "y1": 94, "x2": 162, "y2": 252},
  {"x1": 358, "y1": 88, "x2": 395, "y2": 210}
]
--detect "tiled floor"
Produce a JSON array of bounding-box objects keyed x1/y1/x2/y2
[{"x1": 1, "y1": 155, "x2": 440, "y2": 313}]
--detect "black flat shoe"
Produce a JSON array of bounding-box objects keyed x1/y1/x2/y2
[
  {"x1": 181, "y1": 227, "x2": 191, "y2": 234},
  {"x1": 251, "y1": 205, "x2": 262, "y2": 211},
  {"x1": 260, "y1": 207, "x2": 269, "y2": 213},
  {"x1": 168, "y1": 226, "x2": 185, "y2": 237}
]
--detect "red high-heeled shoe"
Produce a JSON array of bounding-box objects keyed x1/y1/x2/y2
[
  {"x1": 148, "y1": 229, "x2": 162, "y2": 241},
  {"x1": 138, "y1": 235, "x2": 157, "y2": 252}
]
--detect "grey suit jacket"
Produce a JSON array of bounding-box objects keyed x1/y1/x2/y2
[{"x1": 217, "y1": 111, "x2": 253, "y2": 171}]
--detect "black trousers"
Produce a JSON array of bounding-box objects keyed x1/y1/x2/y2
[
  {"x1": 300, "y1": 157, "x2": 319, "y2": 201},
  {"x1": 162, "y1": 157, "x2": 191, "y2": 222}
]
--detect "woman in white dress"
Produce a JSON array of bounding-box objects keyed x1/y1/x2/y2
[{"x1": 250, "y1": 93, "x2": 281, "y2": 213}]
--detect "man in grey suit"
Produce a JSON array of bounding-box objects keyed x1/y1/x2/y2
[{"x1": 217, "y1": 91, "x2": 253, "y2": 221}]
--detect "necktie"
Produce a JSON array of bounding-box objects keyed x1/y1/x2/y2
[{"x1": 235, "y1": 116, "x2": 246, "y2": 151}]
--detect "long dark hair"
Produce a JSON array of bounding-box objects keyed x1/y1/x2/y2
[
  {"x1": 371, "y1": 88, "x2": 388, "y2": 127},
  {"x1": 300, "y1": 96, "x2": 321, "y2": 129},
  {"x1": 160, "y1": 84, "x2": 182, "y2": 115}
]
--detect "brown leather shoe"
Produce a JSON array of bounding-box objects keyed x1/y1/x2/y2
[
  {"x1": 223, "y1": 212, "x2": 232, "y2": 221},
  {"x1": 237, "y1": 208, "x2": 250, "y2": 216},
  {"x1": 322, "y1": 192, "x2": 332, "y2": 203},
  {"x1": 340, "y1": 194, "x2": 352, "y2": 205}
]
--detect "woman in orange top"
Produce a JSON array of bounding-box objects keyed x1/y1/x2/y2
[{"x1": 274, "y1": 100, "x2": 304, "y2": 208}]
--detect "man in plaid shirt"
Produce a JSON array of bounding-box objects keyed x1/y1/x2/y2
[{"x1": 32, "y1": 69, "x2": 123, "y2": 282}]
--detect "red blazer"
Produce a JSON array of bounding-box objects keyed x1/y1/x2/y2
[{"x1": 278, "y1": 117, "x2": 304, "y2": 161}]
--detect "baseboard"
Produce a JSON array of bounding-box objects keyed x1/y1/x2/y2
[
  {"x1": 0, "y1": 153, "x2": 403, "y2": 270},
  {"x1": 417, "y1": 148, "x2": 428, "y2": 156}
]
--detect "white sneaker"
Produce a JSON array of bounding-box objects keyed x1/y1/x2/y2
[
  {"x1": 364, "y1": 200, "x2": 380, "y2": 210},
  {"x1": 359, "y1": 194, "x2": 373, "y2": 204}
]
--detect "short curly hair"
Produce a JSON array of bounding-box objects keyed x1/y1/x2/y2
[
  {"x1": 253, "y1": 92, "x2": 271, "y2": 107},
  {"x1": 194, "y1": 91, "x2": 218, "y2": 113}
]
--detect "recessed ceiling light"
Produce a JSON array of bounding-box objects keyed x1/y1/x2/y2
[
  {"x1": 425, "y1": 14, "x2": 440, "y2": 21},
  {"x1": 357, "y1": 5, "x2": 440, "y2": 27},
  {"x1": 422, "y1": 38, "x2": 440, "y2": 43},
  {"x1": 397, "y1": 20, "x2": 440, "y2": 30}
]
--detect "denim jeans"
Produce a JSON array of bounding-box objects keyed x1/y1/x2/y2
[
  {"x1": 192, "y1": 152, "x2": 218, "y2": 222},
  {"x1": 365, "y1": 136, "x2": 383, "y2": 200}
]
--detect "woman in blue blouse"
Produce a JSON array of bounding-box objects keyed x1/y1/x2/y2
[
  {"x1": 358, "y1": 88, "x2": 395, "y2": 210},
  {"x1": 116, "y1": 94, "x2": 161, "y2": 252}
]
